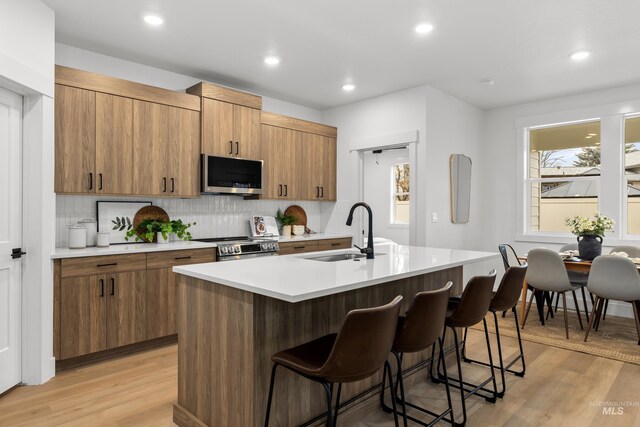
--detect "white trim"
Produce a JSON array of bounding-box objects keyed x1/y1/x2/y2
[{"x1": 350, "y1": 130, "x2": 419, "y2": 152}]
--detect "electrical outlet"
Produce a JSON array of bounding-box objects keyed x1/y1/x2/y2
[{"x1": 431, "y1": 212, "x2": 438, "y2": 223}]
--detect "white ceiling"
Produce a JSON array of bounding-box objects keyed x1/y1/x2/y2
[{"x1": 43, "y1": 0, "x2": 640, "y2": 110}]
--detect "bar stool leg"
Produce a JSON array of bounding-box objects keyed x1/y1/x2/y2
[
  {"x1": 481, "y1": 318, "x2": 499, "y2": 403},
  {"x1": 451, "y1": 326, "x2": 467, "y2": 427},
  {"x1": 264, "y1": 363, "x2": 279, "y2": 427},
  {"x1": 333, "y1": 383, "x2": 342, "y2": 424},
  {"x1": 508, "y1": 307, "x2": 526, "y2": 377},
  {"x1": 320, "y1": 381, "x2": 334, "y2": 427}
]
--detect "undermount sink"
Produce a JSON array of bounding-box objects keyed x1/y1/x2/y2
[{"x1": 304, "y1": 253, "x2": 384, "y2": 262}]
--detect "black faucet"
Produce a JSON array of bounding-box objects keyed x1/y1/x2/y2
[{"x1": 345, "y1": 202, "x2": 374, "y2": 259}]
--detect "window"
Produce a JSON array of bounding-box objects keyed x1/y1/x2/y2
[
  {"x1": 527, "y1": 120, "x2": 601, "y2": 233},
  {"x1": 625, "y1": 115, "x2": 640, "y2": 235},
  {"x1": 391, "y1": 163, "x2": 409, "y2": 224}
]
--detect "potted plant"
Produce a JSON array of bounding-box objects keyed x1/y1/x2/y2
[
  {"x1": 565, "y1": 213, "x2": 614, "y2": 260},
  {"x1": 125, "y1": 219, "x2": 196, "y2": 243},
  {"x1": 275, "y1": 209, "x2": 297, "y2": 237}
]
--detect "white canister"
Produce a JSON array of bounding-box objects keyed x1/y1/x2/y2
[
  {"x1": 292, "y1": 225, "x2": 305, "y2": 236},
  {"x1": 78, "y1": 219, "x2": 97, "y2": 246},
  {"x1": 68, "y1": 225, "x2": 87, "y2": 249},
  {"x1": 97, "y1": 232, "x2": 110, "y2": 248}
]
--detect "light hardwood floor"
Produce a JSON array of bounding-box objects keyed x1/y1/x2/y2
[{"x1": 1, "y1": 328, "x2": 639, "y2": 426}]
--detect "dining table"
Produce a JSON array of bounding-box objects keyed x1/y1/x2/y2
[{"x1": 518, "y1": 255, "x2": 640, "y2": 326}]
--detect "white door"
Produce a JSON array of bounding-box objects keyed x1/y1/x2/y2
[{"x1": 0, "y1": 87, "x2": 22, "y2": 393}]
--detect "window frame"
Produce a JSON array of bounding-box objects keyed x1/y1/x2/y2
[
  {"x1": 514, "y1": 102, "x2": 640, "y2": 245},
  {"x1": 390, "y1": 162, "x2": 410, "y2": 226}
]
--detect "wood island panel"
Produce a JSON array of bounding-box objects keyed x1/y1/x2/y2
[{"x1": 174, "y1": 266, "x2": 462, "y2": 427}]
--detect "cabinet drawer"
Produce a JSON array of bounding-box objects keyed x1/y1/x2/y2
[
  {"x1": 278, "y1": 241, "x2": 319, "y2": 255},
  {"x1": 61, "y1": 254, "x2": 147, "y2": 278},
  {"x1": 146, "y1": 248, "x2": 215, "y2": 269},
  {"x1": 317, "y1": 238, "x2": 352, "y2": 252}
]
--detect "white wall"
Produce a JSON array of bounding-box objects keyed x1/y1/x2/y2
[
  {"x1": 322, "y1": 85, "x2": 497, "y2": 282},
  {"x1": 0, "y1": 0, "x2": 56, "y2": 385},
  {"x1": 55, "y1": 43, "x2": 323, "y2": 123}
]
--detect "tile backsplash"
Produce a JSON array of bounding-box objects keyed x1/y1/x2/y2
[{"x1": 56, "y1": 195, "x2": 355, "y2": 247}]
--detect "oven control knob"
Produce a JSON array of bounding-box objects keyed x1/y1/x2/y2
[
  {"x1": 273, "y1": 243, "x2": 279, "y2": 251},
  {"x1": 234, "y1": 246, "x2": 241, "y2": 254},
  {"x1": 270, "y1": 243, "x2": 277, "y2": 250},
  {"x1": 220, "y1": 246, "x2": 227, "y2": 254}
]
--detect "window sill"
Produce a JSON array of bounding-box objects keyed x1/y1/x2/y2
[{"x1": 515, "y1": 233, "x2": 640, "y2": 247}]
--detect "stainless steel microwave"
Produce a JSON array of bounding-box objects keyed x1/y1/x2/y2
[{"x1": 201, "y1": 154, "x2": 263, "y2": 195}]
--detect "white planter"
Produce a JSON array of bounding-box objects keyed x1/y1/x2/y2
[
  {"x1": 157, "y1": 232, "x2": 170, "y2": 244},
  {"x1": 282, "y1": 225, "x2": 292, "y2": 237}
]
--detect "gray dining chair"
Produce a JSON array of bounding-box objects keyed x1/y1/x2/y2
[
  {"x1": 598, "y1": 245, "x2": 640, "y2": 321},
  {"x1": 610, "y1": 245, "x2": 640, "y2": 257},
  {"x1": 523, "y1": 248, "x2": 584, "y2": 338},
  {"x1": 559, "y1": 243, "x2": 591, "y2": 322},
  {"x1": 584, "y1": 255, "x2": 640, "y2": 345}
]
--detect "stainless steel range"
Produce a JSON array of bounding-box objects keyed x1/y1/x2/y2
[{"x1": 193, "y1": 236, "x2": 279, "y2": 261}]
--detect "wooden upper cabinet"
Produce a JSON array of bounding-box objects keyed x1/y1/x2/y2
[
  {"x1": 55, "y1": 84, "x2": 96, "y2": 194},
  {"x1": 233, "y1": 105, "x2": 261, "y2": 159},
  {"x1": 201, "y1": 98, "x2": 261, "y2": 159},
  {"x1": 132, "y1": 100, "x2": 170, "y2": 196},
  {"x1": 132, "y1": 100, "x2": 200, "y2": 197},
  {"x1": 202, "y1": 98, "x2": 234, "y2": 156},
  {"x1": 261, "y1": 125, "x2": 301, "y2": 199},
  {"x1": 55, "y1": 66, "x2": 201, "y2": 197},
  {"x1": 95, "y1": 93, "x2": 133, "y2": 194},
  {"x1": 168, "y1": 107, "x2": 200, "y2": 197},
  {"x1": 261, "y1": 112, "x2": 337, "y2": 201}
]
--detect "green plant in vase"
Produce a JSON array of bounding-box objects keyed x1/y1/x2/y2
[
  {"x1": 125, "y1": 219, "x2": 196, "y2": 243},
  {"x1": 275, "y1": 209, "x2": 297, "y2": 237}
]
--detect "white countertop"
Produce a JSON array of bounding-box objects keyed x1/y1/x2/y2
[
  {"x1": 52, "y1": 240, "x2": 217, "y2": 259},
  {"x1": 277, "y1": 233, "x2": 352, "y2": 243},
  {"x1": 173, "y1": 243, "x2": 499, "y2": 303}
]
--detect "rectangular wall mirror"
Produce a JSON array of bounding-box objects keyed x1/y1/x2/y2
[{"x1": 450, "y1": 154, "x2": 472, "y2": 223}]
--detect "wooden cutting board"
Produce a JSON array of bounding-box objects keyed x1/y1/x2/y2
[
  {"x1": 133, "y1": 206, "x2": 169, "y2": 242},
  {"x1": 284, "y1": 205, "x2": 307, "y2": 226}
]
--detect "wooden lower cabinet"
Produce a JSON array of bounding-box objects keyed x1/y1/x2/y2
[
  {"x1": 60, "y1": 271, "x2": 146, "y2": 359},
  {"x1": 278, "y1": 237, "x2": 353, "y2": 255},
  {"x1": 55, "y1": 248, "x2": 215, "y2": 362},
  {"x1": 60, "y1": 275, "x2": 106, "y2": 359},
  {"x1": 145, "y1": 268, "x2": 177, "y2": 339}
]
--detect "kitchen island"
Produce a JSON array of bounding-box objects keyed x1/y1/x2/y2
[{"x1": 172, "y1": 243, "x2": 498, "y2": 427}]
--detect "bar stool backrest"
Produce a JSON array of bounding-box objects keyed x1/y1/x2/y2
[
  {"x1": 490, "y1": 264, "x2": 528, "y2": 312},
  {"x1": 525, "y1": 248, "x2": 572, "y2": 293},
  {"x1": 498, "y1": 244, "x2": 521, "y2": 271},
  {"x1": 610, "y1": 245, "x2": 640, "y2": 258},
  {"x1": 447, "y1": 271, "x2": 497, "y2": 328},
  {"x1": 319, "y1": 295, "x2": 403, "y2": 383},
  {"x1": 393, "y1": 282, "x2": 453, "y2": 353},
  {"x1": 587, "y1": 255, "x2": 640, "y2": 301}
]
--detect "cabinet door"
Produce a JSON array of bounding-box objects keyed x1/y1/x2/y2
[
  {"x1": 202, "y1": 98, "x2": 234, "y2": 157},
  {"x1": 261, "y1": 124, "x2": 285, "y2": 199},
  {"x1": 282, "y1": 128, "x2": 302, "y2": 199},
  {"x1": 132, "y1": 100, "x2": 170, "y2": 196},
  {"x1": 96, "y1": 93, "x2": 133, "y2": 194},
  {"x1": 278, "y1": 241, "x2": 319, "y2": 255},
  {"x1": 55, "y1": 84, "x2": 96, "y2": 194},
  {"x1": 302, "y1": 132, "x2": 325, "y2": 200},
  {"x1": 145, "y1": 268, "x2": 177, "y2": 339},
  {"x1": 233, "y1": 105, "x2": 261, "y2": 159},
  {"x1": 60, "y1": 275, "x2": 106, "y2": 359},
  {"x1": 321, "y1": 137, "x2": 337, "y2": 201},
  {"x1": 106, "y1": 271, "x2": 147, "y2": 349},
  {"x1": 168, "y1": 107, "x2": 200, "y2": 197}
]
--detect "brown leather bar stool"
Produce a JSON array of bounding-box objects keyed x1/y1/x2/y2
[
  {"x1": 379, "y1": 282, "x2": 454, "y2": 426},
  {"x1": 432, "y1": 271, "x2": 498, "y2": 427},
  {"x1": 263, "y1": 296, "x2": 403, "y2": 427},
  {"x1": 461, "y1": 264, "x2": 528, "y2": 397}
]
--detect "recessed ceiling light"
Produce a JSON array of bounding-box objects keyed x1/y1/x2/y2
[
  {"x1": 570, "y1": 51, "x2": 590, "y2": 61},
  {"x1": 143, "y1": 14, "x2": 164, "y2": 26},
  {"x1": 342, "y1": 83, "x2": 355, "y2": 92},
  {"x1": 264, "y1": 56, "x2": 280, "y2": 66},
  {"x1": 414, "y1": 23, "x2": 434, "y2": 34},
  {"x1": 588, "y1": 133, "x2": 597, "y2": 136},
  {"x1": 480, "y1": 78, "x2": 495, "y2": 87}
]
